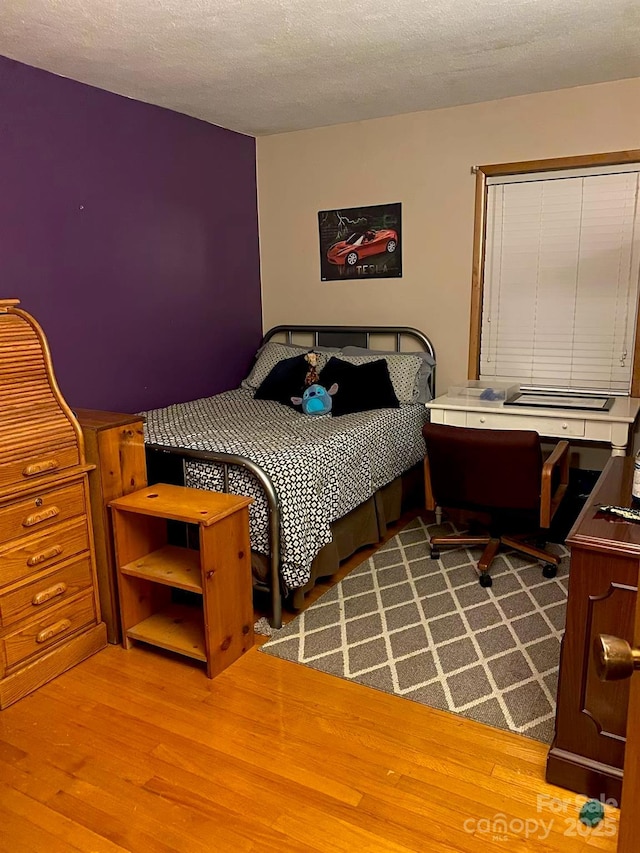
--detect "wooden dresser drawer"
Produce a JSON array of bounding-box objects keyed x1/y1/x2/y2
[
  {"x1": 1, "y1": 592, "x2": 96, "y2": 670},
  {"x1": 0, "y1": 481, "x2": 85, "y2": 544},
  {"x1": 0, "y1": 444, "x2": 80, "y2": 491},
  {"x1": 0, "y1": 556, "x2": 93, "y2": 628},
  {"x1": 0, "y1": 517, "x2": 90, "y2": 589}
]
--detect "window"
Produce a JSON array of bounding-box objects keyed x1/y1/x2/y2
[{"x1": 469, "y1": 152, "x2": 640, "y2": 396}]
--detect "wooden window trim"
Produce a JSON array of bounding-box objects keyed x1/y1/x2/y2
[{"x1": 468, "y1": 149, "x2": 640, "y2": 396}]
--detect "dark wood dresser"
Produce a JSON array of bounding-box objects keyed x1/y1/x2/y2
[
  {"x1": 546, "y1": 455, "x2": 639, "y2": 800},
  {"x1": 0, "y1": 300, "x2": 107, "y2": 708}
]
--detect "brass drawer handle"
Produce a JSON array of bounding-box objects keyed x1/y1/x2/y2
[
  {"x1": 36, "y1": 619, "x2": 72, "y2": 644},
  {"x1": 32, "y1": 583, "x2": 67, "y2": 606},
  {"x1": 22, "y1": 506, "x2": 60, "y2": 527},
  {"x1": 22, "y1": 459, "x2": 59, "y2": 477},
  {"x1": 26, "y1": 545, "x2": 64, "y2": 566}
]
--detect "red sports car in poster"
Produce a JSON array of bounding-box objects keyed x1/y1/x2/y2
[{"x1": 327, "y1": 228, "x2": 398, "y2": 267}]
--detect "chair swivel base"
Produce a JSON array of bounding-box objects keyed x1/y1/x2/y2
[{"x1": 430, "y1": 532, "x2": 559, "y2": 586}]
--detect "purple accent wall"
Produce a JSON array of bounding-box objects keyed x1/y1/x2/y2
[{"x1": 0, "y1": 55, "x2": 262, "y2": 412}]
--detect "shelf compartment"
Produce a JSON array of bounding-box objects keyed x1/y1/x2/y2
[
  {"x1": 120, "y1": 545, "x2": 202, "y2": 593},
  {"x1": 126, "y1": 603, "x2": 206, "y2": 661}
]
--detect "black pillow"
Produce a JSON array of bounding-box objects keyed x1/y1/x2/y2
[
  {"x1": 318, "y1": 357, "x2": 399, "y2": 417},
  {"x1": 254, "y1": 354, "x2": 308, "y2": 408}
]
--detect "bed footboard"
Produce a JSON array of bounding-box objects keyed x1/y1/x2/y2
[{"x1": 145, "y1": 443, "x2": 284, "y2": 629}]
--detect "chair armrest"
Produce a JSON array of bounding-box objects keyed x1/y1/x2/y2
[
  {"x1": 540, "y1": 440, "x2": 570, "y2": 528},
  {"x1": 424, "y1": 456, "x2": 437, "y2": 512}
]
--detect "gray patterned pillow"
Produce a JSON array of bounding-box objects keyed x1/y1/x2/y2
[
  {"x1": 242, "y1": 342, "x2": 333, "y2": 391},
  {"x1": 341, "y1": 346, "x2": 435, "y2": 403},
  {"x1": 332, "y1": 352, "x2": 423, "y2": 403}
]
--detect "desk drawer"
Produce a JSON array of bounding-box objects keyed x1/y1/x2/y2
[
  {"x1": 0, "y1": 555, "x2": 93, "y2": 628},
  {"x1": 0, "y1": 517, "x2": 90, "y2": 589},
  {"x1": 0, "y1": 482, "x2": 86, "y2": 544},
  {"x1": 1, "y1": 592, "x2": 96, "y2": 670},
  {"x1": 435, "y1": 409, "x2": 467, "y2": 427},
  {"x1": 0, "y1": 444, "x2": 80, "y2": 491},
  {"x1": 465, "y1": 412, "x2": 586, "y2": 438}
]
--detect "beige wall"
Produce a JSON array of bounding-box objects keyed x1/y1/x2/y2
[{"x1": 256, "y1": 77, "x2": 640, "y2": 468}]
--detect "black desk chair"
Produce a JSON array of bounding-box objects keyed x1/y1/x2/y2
[{"x1": 422, "y1": 422, "x2": 570, "y2": 587}]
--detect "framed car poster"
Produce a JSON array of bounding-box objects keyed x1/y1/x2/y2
[{"x1": 318, "y1": 202, "x2": 402, "y2": 281}]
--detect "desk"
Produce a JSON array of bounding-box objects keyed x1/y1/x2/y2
[{"x1": 426, "y1": 393, "x2": 640, "y2": 456}]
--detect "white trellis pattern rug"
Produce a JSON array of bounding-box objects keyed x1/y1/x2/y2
[{"x1": 261, "y1": 517, "x2": 569, "y2": 743}]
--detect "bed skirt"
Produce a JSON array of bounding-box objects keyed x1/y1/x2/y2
[{"x1": 251, "y1": 462, "x2": 423, "y2": 609}]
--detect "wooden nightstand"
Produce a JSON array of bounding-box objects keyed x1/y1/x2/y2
[
  {"x1": 73, "y1": 409, "x2": 147, "y2": 643},
  {"x1": 110, "y1": 484, "x2": 254, "y2": 677}
]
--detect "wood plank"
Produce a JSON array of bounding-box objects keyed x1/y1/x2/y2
[
  {"x1": 2, "y1": 692, "x2": 315, "y2": 851},
  {"x1": 0, "y1": 784, "x2": 129, "y2": 853},
  {"x1": 77, "y1": 410, "x2": 147, "y2": 643},
  {"x1": 200, "y1": 508, "x2": 254, "y2": 676},
  {"x1": 126, "y1": 604, "x2": 206, "y2": 661},
  {"x1": 109, "y1": 484, "x2": 252, "y2": 527},
  {"x1": 73, "y1": 409, "x2": 146, "y2": 431},
  {"x1": 0, "y1": 642, "x2": 621, "y2": 852},
  {"x1": 120, "y1": 545, "x2": 203, "y2": 593},
  {"x1": 0, "y1": 801, "x2": 78, "y2": 853},
  {"x1": 0, "y1": 504, "x2": 622, "y2": 853},
  {"x1": 48, "y1": 788, "x2": 198, "y2": 853}
]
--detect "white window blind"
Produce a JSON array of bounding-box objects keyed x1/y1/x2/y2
[{"x1": 480, "y1": 167, "x2": 640, "y2": 394}]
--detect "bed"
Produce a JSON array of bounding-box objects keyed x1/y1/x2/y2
[{"x1": 143, "y1": 325, "x2": 436, "y2": 627}]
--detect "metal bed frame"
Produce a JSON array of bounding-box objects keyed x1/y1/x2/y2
[{"x1": 146, "y1": 325, "x2": 436, "y2": 628}]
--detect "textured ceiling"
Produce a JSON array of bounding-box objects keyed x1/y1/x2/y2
[{"x1": 1, "y1": 0, "x2": 639, "y2": 136}]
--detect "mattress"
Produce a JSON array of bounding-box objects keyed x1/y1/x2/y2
[{"x1": 143, "y1": 389, "x2": 428, "y2": 590}]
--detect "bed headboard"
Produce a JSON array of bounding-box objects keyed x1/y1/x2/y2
[{"x1": 261, "y1": 324, "x2": 436, "y2": 398}]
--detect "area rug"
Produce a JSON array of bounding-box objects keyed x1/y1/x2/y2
[{"x1": 261, "y1": 517, "x2": 569, "y2": 743}]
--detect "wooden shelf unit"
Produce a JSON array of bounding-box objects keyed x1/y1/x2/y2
[{"x1": 110, "y1": 484, "x2": 253, "y2": 678}]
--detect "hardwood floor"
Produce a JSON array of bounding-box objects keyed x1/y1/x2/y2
[{"x1": 0, "y1": 512, "x2": 620, "y2": 852}]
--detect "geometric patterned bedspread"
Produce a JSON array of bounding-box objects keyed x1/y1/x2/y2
[{"x1": 143, "y1": 389, "x2": 428, "y2": 590}]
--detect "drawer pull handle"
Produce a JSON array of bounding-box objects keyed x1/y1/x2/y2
[
  {"x1": 22, "y1": 459, "x2": 59, "y2": 477},
  {"x1": 27, "y1": 545, "x2": 63, "y2": 567},
  {"x1": 36, "y1": 619, "x2": 71, "y2": 644},
  {"x1": 22, "y1": 506, "x2": 60, "y2": 527},
  {"x1": 479, "y1": 417, "x2": 486, "y2": 423},
  {"x1": 32, "y1": 583, "x2": 67, "y2": 606}
]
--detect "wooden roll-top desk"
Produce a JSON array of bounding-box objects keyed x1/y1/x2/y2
[{"x1": 0, "y1": 299, "x2": 106, "y2": 708}]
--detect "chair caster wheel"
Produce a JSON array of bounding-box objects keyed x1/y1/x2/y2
[
  {"x1": 430, "y1": 547, "x2": 440, "y2": 560},
  {"x1": 479, "y1": 574, "x2": 493, "y2": 588},
  {"x1": 542, "y1": 564, "x2": 558, "y2": 579}
]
